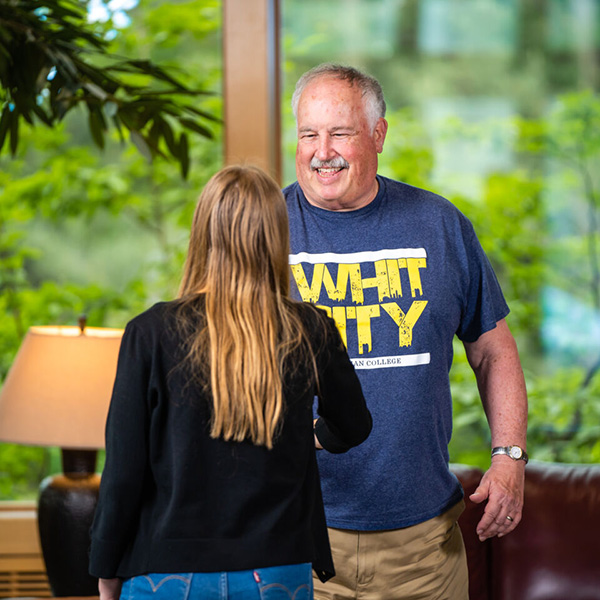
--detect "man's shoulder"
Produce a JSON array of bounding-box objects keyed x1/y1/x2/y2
[
  {"x1": 282, "y1": 180, "x2": 300, "y2": 201},
  {"x1": 380, "y1": 175, "x2": 469, "y2": 220},
  {"x1": 380, "y1": 175, "x2": 450, "y2": 205},
  {"x1": 282, "y1": 176, "x2": 465, "y2": 223}
]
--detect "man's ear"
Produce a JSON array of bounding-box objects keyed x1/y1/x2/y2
[{"x1": 374, "y1": 118, "x2": 388, "y2": 154}]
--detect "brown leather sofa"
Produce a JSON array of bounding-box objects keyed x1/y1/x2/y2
[{"x1": 451, "y1": 461, "x2": 600, "y2": 600}]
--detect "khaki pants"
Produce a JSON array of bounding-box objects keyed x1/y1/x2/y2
[{"x1": 314, "y1": 500, "x2": 468, "y2": 600}]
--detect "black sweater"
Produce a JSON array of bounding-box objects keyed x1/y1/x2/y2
[{"x1": 89, "y1": 300, "x2": 371, "y2": 582}]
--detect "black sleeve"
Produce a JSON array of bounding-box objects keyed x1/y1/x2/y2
[
  {"x1": 312, "y1": 311, "x2": 372, "y2": 454},
  {"x1": 89, "y1": 320, "x2": 151, "y2": 578}
]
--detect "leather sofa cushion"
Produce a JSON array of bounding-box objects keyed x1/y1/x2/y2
[{"x1": 491, "y1": 461, "x2": 600, "y2": 600}]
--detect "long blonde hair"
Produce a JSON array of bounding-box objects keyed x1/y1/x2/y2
[{"x1": 177, "y1": 165, "x2": 315, "y2": 449}]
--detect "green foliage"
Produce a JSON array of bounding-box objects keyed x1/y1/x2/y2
[
  {"x1": 527, "y1": 367, "x2": 600, "y2": 463},
  {"x1": 521, "y1": 90, "x2": 600, "y2": 164},
  {"x1": 2, "y1": 2, "x2": 600, "y2": 500},
  {"x1": 378, "y1": 92, "x2": 600, "y2": 470},
  {"x1": 449, "y1": 344, "x2": 600, "y2": 470},
  {"x1": 0, "y1": 0, "x2": 222, "y2": 500},
  {"x1": 0, "y1": 444, "x2": 48, "y2": 498},
  {"x1": 378, "y1": 108, "x2": 435, "y2": 189},
  {"x1": 0, "y1": 0, "x2": 220, "y2": 177},
  {"x1": 448, "y1": 343, "x2": 492, "y2": 470},
  {"x1": 517, "y1": 91, "x2": 600, "y2": 313},
  {"x1": 452, "y1": 170, "x2": 545, "y2": 339},
  {"x1": 450, "y1": 95, "x2": 600, "y2": 467}
]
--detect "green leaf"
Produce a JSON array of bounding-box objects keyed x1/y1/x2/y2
[
  {"x1": 159, "y1": 117, "x2": 178, "y2": 157},
  {"x1": 9, "y1": 107, "x2": 18, "y2": 156},
  {"x1": 112, "y1": 59, "x2": 187, "y2": 90},
  {"x1": 148, "y1": 119, "x2": 161, "y2": 150},
  {"x1": 179, "y1": 132, "x2": 189, "y2": 179},
  {"x1": 130, "y1": 130, "x2": 152, "y2": 162},
  {"x1": 0, "y1": 0, "x2": 218, "y2": 177},
  {"x1": 117, "y1": 107, "x2": 139, "y2": 131},
  {"x1": 31, "y1": 103, "x2": 53, "y2": 126},
  {"x1": 179, "y1": 117, "x2": 213, "y2": 140},
  {"x1": 182, "y1": 104, "x2": 222, "y2": 123},
  {"x1": 83, "y1": 82, "x2": 109, "y2": 102},
  {"x1": 111, "y1": 115, "x2": 125, "y2": 143},
  {"x1": 0, "y1": 103, "x2": 10, "y2": 153},
  {"x1": 88, "y1": 108, "x2": 105, "y2": 150}
]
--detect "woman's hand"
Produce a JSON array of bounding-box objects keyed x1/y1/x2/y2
[{"x1": 99, "y1": 577, "x2": 122, "y2": 600}]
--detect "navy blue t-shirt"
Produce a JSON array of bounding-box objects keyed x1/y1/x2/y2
[{"x1": 284, "y1": 175, "x2": 509, "y2": 530}]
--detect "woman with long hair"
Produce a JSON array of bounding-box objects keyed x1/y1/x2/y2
[{"x1": 89, "y1": 165, "x2": 372, "y2": 600}]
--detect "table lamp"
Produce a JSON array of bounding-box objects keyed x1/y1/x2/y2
[{"x1": 0, "y1": 319, "x2": 123, "y2": 597}]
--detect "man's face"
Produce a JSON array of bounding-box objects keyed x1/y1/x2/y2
[{"x1": 295, "y1": 76, "x2": 387, "y2": 212}]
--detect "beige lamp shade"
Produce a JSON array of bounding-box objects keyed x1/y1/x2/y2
[{"x1": 0, "y1": 325, "x2": 124, "y2": 449}]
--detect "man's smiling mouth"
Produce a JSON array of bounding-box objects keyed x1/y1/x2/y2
[{"x1": 316, "y1": 166, "x2": 345, "y2": 177}]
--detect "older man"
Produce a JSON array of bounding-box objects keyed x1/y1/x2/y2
[{"x1": 284, "y1": 63, "x2": 528, "y2": 599}]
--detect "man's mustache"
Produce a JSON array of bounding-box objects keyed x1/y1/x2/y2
[{"x1": 310, "y1": 157, "x2": 350, "y2": 170}]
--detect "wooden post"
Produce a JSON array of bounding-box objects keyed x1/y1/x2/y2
[{"x1": 223, "y1": 0, "x2": 281, "y2": 182}]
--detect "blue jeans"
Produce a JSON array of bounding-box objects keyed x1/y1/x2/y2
[{"x1": 119, "y1": 563, "x2": 313, "y2": 600}]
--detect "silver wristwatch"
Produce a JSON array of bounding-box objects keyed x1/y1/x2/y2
[{"x1": 491, "y1": 445, "x2": 529, "y2": 464}]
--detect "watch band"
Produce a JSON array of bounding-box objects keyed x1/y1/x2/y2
[{"x1": 491, "y1": 445, "x2": 529, "y2": 464}]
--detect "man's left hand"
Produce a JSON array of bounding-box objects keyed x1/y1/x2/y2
[{"x1": 469, "y1": 457, "x2": 525, "y2": 541}]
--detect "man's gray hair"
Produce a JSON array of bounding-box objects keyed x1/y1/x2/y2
[{"x1": 291, "y1": 63, "x2": 386, "y2": 131}]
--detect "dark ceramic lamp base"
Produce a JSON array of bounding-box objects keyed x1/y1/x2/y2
[{"x1": 38, "y1": 449, "x2": 100, "y2": 597}]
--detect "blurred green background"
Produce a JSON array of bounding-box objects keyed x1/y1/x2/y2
[{"x1": 1, "y1": 0, "x2": 599, "y2": 499}]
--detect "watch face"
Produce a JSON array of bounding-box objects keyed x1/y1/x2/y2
[{"x1": 509, "y1": 446, "x2": 523, "y2": 459}]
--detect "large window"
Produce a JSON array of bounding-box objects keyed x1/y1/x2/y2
[
  {"x1": 282, "y1": 0, "x2": 600, "y2": 466},
  {"x1": 0, "y1": 0, "x2": 223, "y2": 499}
]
